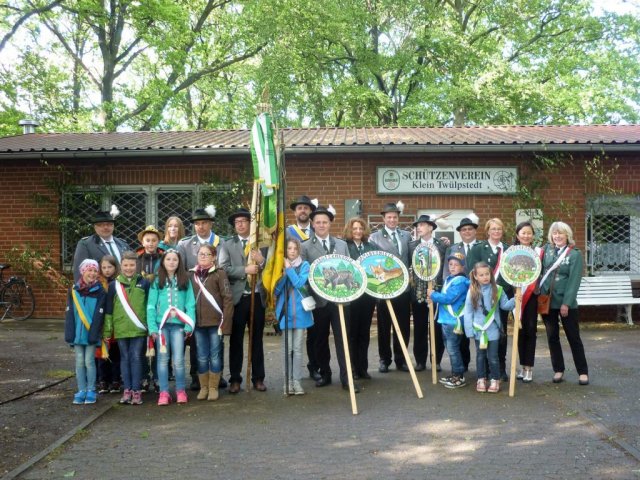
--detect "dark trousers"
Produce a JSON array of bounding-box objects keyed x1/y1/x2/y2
[
  {"x1": 306, "y1": 324, "x2": 319, "y2": 374},
  {"x1": 498, "y1": 308, "x2": 509, "y2": 375},
  {"x1": 346, "y1": 294, "x2": 376, "y2": 375},
  {"x1": 460, "y1": 335, "x2": 470, "y2": 371},
  {"x1": 97, "y1": 341, "x2": 121, "y2": 384},
  {"x1": 229, "y1": 294, "x2": 265, "y2": 384},
  {"x1": 377, "y1": 291, "x2": 411, "y2": 368},
  {"x1": 314, "y1": 302, "x2": 349, "y2": 385},
  {"x1": 412, "y1": 300, "x2": 445, "y2": 366},
  {"x1": 518, "y1": 295, "x2": 538, "y2": 367},
  {"x1": 543, "y1": 308, "x2": 588, "y2": 375}
]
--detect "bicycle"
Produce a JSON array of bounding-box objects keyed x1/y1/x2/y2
[{"x1": 0, "y1": 264, "x2": 36, "y2": 321}]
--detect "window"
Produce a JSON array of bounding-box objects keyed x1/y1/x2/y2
[{"x1": 62, "y1": 184, "x2": 241, "y2": 268}]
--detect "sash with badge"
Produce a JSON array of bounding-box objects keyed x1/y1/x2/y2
[{"x1": 194, "y1": 272, "x2": 225, "y2": 336}]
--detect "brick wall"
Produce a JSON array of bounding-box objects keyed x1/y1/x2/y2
[{"x1": 1, "y1": 150, "x2": 638, "y2": 319}]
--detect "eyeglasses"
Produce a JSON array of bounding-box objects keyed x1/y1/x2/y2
[
  {"x1": 198, "y1": 253, "x2": 213, "y2": 258},
  {"x1": 234, "y1": 219, "x2": 249, "y2": 225}
]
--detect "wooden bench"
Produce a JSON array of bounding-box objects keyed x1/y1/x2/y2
[{"x1": 576, "y1": 275, "x2": 640, "y2": 325}]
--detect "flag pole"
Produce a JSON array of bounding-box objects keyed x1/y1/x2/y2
[{"x1": 246, "y1": 180, "x2": 261, "y2": 392}]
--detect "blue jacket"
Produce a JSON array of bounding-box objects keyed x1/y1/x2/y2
[
  {"x1": 430, "y1": 274, "x2": 470, "y2": 326},
  {"x1": 275, "y1": 262, "x2": 314, "y2": 330},
  {"x1": 146, "y1": 277, "x2": 197, "y2": 334},
  {"x1": 463, "y1": 284, "x2": 515, "y2": 341},
  {"x1": 64, "y1": 282, "x2": 106, "y2": 346}
]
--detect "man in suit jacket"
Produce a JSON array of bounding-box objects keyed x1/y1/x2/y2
[
  {"x1": 301, "y1": 206, "x2": 356, "y2": 392},
  {"x1": 177, "y1": 206, "x2": 226, "y2": 391},
  {"x1": 72, "y1": 211, "x2": 130, "y2": 281},
  {"x1": 443, "y1": 216, "x2": 479, "y2": 371},
  {"x1": 409, "y1": 214, "x2": 447, "y2": 372},
  {"x1": 369, "y1": 202, "x2": 412, "y2": 373},
  {"x1": 218, "y1": 208, "x2": 268, "y2": 393}
]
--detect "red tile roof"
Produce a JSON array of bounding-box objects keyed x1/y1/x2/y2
[{"x1": 1, "y1": 125, "x2": 639, "y2": 157}]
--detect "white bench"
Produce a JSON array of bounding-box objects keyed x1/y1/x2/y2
[{"x1": 576, "y1": 275, "x2": 640, "y2": 325}]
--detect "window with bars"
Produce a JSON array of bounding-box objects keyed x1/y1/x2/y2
[
  {"x1": 587, "y1": 196, "x2": 640, "y2": 277},
  {"x1": 61, "y1": 184, "x2": 242, "y2": 268}
]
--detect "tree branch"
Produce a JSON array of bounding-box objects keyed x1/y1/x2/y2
[{"x1": 0, "y1": 0, "x2": 63, "y2": 52}]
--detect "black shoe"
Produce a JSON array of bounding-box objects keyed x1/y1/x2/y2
[
  {"x1": 342, "y1": 383, "x2": 360, "y2": 393},
  {"x1": 414, "y1": 363, "x2": 426, "y2": 372},
  {"x1": 360, "y1": 372, "x2": 372, "y2": 380},
  {"x1": 353, "y1": 373, "x2": 361, "y2": 380},
  {"x1": 315, "y1": 376, "x2": 332, "y2": 387},
  {"x1": 308, "y1": 367, "x2": 322, "y2": 381},
  {"x1": 189, "y1": 376, "x2": 200, "y2": 391},
  {"x1": 378, "y1": 362, "x2": 389, "y2": 373},
  {"x1": 436, "y1": 364, "x2": 442, "y2": 372},
  {"x1": 500, "y1": 372, "x2": 509, "y2": 383},
  {"x1": 219, "y1": 377, "x2": 228, "y2": 389},
  {"x1": 397, "y1": 364, "x2": 410, "y2": 372}
]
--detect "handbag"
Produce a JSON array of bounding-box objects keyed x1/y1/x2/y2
[
  {"x1": 301, "y1": 295, "x2": 316, "y2": 311},
  {"x1": 537, "y1": 253, "x2": 557, "y2": 315}
]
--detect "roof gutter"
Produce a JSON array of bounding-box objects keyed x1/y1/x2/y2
[{"x1": 1, "y1": 143, "x2": 639, "y2": 160}]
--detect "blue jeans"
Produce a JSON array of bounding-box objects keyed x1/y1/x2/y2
[
  {"x1": 156, "y1": 324, "x2": 186, "y2": 392},
  {"x1": 282, "y1": 328, "x2": 304, "y2": 382},
  {"x1": 442, "y1": 324, "x2": 464, "y2": 376},
  {"x1": 118, "y1": 337, "x2": 145, "y2": 391},
  {"x1": 74, "y1": 345, "x2": 97, "y2": 392},
  {"x1": 194, "y1": 326, "x2": 223, "y2": 374},
  {"x1": 475, "y1": 339, "x2": 500, "y2": 381}
]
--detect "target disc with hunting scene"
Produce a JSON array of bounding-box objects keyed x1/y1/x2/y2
[
  {"x1": 308, "y1": 254, "x2": 367, "y2": 303},
  {"x1": 358, "y1": 250, "x2": 409, "y2": 299}
]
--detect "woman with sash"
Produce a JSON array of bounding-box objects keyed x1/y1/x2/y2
[
  {"x1": 189, "y1": 244, "x2": 234, "y2": 401},
  {"x1": 65, "y1": 259, "x2": 106, "y2": 405},
  {"x1": 343, "y1": 217, "x2": 379, "y2": 380},
  {"x1": 147, "y1": 250, "x2": 196, "y2": 405},
  {"x1": 539, "y1": 222, "x2": 589, "y2": 385},
  {"x1": 103, "y1": 251, "x2": 151, "y2": 405},
  {"x1": 513, "y1": 222, "x2": 541, "y2": 383},
  {"x1": 466, "y1": 217, "x2": 511, "y2": 382}
]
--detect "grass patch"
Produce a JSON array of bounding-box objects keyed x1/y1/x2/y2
[{"x1": 46, "y1": 369, "x2": 74, "y2": 379}]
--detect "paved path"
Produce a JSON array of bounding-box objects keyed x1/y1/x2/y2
[{"x1": 4, "y1": 320, "x2": 640, "y2": 480}]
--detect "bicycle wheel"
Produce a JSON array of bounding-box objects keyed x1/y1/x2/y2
[{"x1": 1, "y1": 280, "x2": 36, "y2": 320}]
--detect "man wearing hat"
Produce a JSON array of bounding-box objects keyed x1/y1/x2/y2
[
  {"x1": 72, "y1": 210, "x2": 130, "y2": 282},
  {"x1": 409, "y1": 214, "x2": 448, "y2": 373},
  {"x1": 177, "y1": 206, "x2": 222, "y2": 270},
  {"x1": 443, "y1": 215, "x2": 480, "y2": 371},
  {"x1": 286, "y1": 195, "x2": 316, "y2": 242},
  {"x1": 219, "y1": 208, "x2": 268, "y2": 393},
  {"x1": 369, "y1": 202, "x2": 412, "y2": 373},
  {"x1": 301, "y1": 206, "x2": 356, "y2": 392},
  {"x1": 177, "y1": 205, "x2": 226, "y2": 391}
]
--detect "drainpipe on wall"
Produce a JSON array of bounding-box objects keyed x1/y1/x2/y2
[{"x1": 18, "y1": 119, "x2": 39, "y2": 134}]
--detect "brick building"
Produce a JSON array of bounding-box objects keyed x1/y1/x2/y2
[{"x1": 0, "y1": 124, "x2": 639, "y2": 318}]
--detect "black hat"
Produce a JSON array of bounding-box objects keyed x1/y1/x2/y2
[
  {"x1": 228, "y1": 208, "x2": 251, "y2": 226},
  {"x1": 91, "y1": 211, "x2": 115, "y2": 224},
  {"x1": 456, "y1": 217, "x2": 479, "y2": 231},
  {"x1": 380, "y1": 202, "x2": 402, "y2": 215},
  {"x1": 290, "y1": 195, "x2": 317, "y2": 211},
  {"x1": 412, "y1": 214, "x2": 438, "y2": 229},
  {"x1": 309, "y1": 206, "x2": 335, "y2": 222},
  {"x1": 191, "y1": 206, "x2": 216, "y2": 222}
]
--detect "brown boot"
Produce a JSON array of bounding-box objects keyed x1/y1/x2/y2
[
  {"x1": 208, "y1": 372, "x2": 221, "y2": 401},
  {"x1": 197, "y1": 373, "x2": 209, "y2": 400}
]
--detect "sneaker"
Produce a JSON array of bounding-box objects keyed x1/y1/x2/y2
[
  {"x1": 98, "y1": 381, "x2": 109, "y2": 394},
  {"x1": 283, "y1": 381, "x2": 294, "y2": 395},
  {"x1": 109, "y1": 382, "x2": 121, "y2": 393},
  {"x1": 176, "y1": 390, "x2": 188, "y2": 404},
  {"x1": 84, "y1": 391, "x2": 97, "y2": 404},
  {"x1": 438, "y1": 375, "x2": 453, "y2": 385},
  {"x1": 292, "y1": 380, "x2": 305, "y2": 395},
  {"x1": 444, "y1": 375, "x2": 467, "y2": 389},
  {"x1": 119, "y1": 389, "x2": 132, "y2": 404},
  {"x1": 488, "y1": 379, "x2": 500, "y2": 393},
  {"x1": 73, "y1": 391, "x2": 86, "y2": 405},
  {"x1": 516, "y1": 369, "x2": 524, "y2": 381},
  {"x1": 476, "y1": 378, "x2": 487, "y2": 393},
  {"x1": 157, "y1": 391, "x2": 171, "y2": 406},
  {"x1": 523, "y1": 369, "x2": 533, "y2": 383},
  {"x1": 131, "y1": 391, "x2": 143, "y2": 405}
]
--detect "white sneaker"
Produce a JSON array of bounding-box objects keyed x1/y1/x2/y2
[
  {"x1": 523, "y1": 369, "x2": 533, "y2": 383},
  {"x1": 292, "y1": 380, "x2": 305, "y2": 395},
  {"x1": 516, "y1": 369, "x2": 524, "y2": 380}
]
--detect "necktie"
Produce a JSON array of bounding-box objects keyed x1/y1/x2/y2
[
  {"x1": 106, "y1": 241, "x2": 118, "y2": 261},
  {"x1": 322, "y1": 239, "x2": 329, "y2": 253},
  {"x1": 242, "y1": 239, "x2": 252, "y2": 292},
  {"x1": 242, "y1": 239, "x2": 248, "y2": 257},
  {"x1": 358, "y1": 244, "x2": 364, "y2": 254},
  {"x1": 392, "y1": 232, "x2": 400, "y2": 254},
  {"x1": 464, "y1": 244, "x2": 469, "y2": 256}
]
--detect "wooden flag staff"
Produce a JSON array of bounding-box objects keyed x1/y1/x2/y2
[
  {"x1": 428, "y1": 279, "x2": 438, "y2": 385},
  {"x1": 508, "y1": 287, "x2": 522, "y2": 397},
  {"x1": 338, "y1": 304, "x2": 359, "y2": 414}
]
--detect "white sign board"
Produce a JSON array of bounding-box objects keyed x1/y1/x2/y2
[{"x1": 377, "y1": 166, "x2": 518, "y2": 195}]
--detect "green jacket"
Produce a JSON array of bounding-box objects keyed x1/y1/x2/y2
[
  {"x1": 103, "y1": 274, "x2": 150, "y2": 339},
  {"x1": 146, "y1": 277, "x2": 196, "y2": 334},
  {"x1": 539, "y1": 244, "x2": 583, "y2": 309}
]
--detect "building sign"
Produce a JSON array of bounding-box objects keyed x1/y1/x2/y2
[{"x1": 377, "y1": 166, "x2": 518, "y2": 195}]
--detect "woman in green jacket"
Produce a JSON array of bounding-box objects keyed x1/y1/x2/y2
[{"x1": 539, "y1": 222, "x2": 589, "y2": 385}]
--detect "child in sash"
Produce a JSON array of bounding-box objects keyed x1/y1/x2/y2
[
  {"x1": 464, "y1": 262, "x2": 519, "y2": 394},
  {"x1": 97, "y1": 255, "x2": 121, "y2": 394},
  {"x1": 427, "y1": 253, "x2": 470, "y2": 389},
  {"x1": 275, "y1": 238, "x2": 314, "y2": 395},
  {"x1": 147, "y1": 250, "x2": 196, "y2": 405},
  {"x1": 65, "y1": 259, "x2": 106, "y2": 405},
  {"x1": 104, "y1": 251, "x2": 150, "y2": 405},
  {"x1": 189, "y1": 244, "x2": 234, "y2": 401}
]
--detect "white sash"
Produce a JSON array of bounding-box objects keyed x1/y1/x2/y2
[
  {"x1": 115, "y1": 280, "x2": 146, "y2": 331},
  {"x1": 158, "y1": 306, "x2": 195, "y2": 353},
  {"x1": 194, "y1": 274, "x2": 225, "y2": 334},
  {"x1": 539, "y1": 245, "x2": 572, "y2": 287}
]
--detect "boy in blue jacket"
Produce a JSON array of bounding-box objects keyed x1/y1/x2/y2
[{"x1": 428, "y1": 253, "x2": 470, "y2": 389}]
